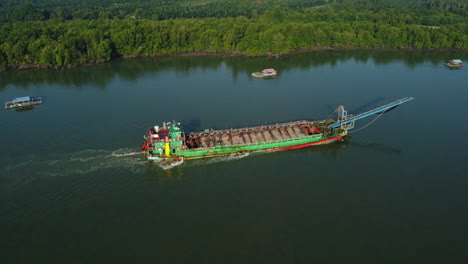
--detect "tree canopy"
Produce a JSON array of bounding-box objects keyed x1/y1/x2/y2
[{"x1": 0, "y1": 0, "x2": 466, "y2": 70}]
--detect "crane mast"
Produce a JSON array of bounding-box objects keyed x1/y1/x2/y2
[{"x1": 330, "y1": 97, "x2": 415, "y2": 130}]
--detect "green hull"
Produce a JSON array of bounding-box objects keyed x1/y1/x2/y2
[{"x1": 172, "y1": 134, "x2": 324, "y2": 160}]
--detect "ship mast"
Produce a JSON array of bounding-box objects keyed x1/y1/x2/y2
[{"x1": 330, "y1": 97, "x2": 415, "y2": 130}]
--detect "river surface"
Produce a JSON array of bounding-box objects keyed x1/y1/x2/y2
[{"x1": 1, "y1": 50, "x2": 467, "y2": 263}]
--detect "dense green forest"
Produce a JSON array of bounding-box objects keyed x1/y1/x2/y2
[
  {"x1": 0, "y1": 0, "x2": 467, "y2": 70},
  {"x1": 0, "y1": 0, "x2": 466, "y2": 22}
]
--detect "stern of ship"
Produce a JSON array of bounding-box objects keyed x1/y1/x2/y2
[{"x1": 141, "y1": 121, "x2": 186, "y2": 162}]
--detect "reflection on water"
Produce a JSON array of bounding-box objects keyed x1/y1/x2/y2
[
  {"x1": 348, "y1": 96, "x2": 386, "y2": 114},
  {"x1": 349, "y1": 140, "x2": 402, "y2": 154},
  {"x1": 324, "y1": 96, "x2": 386, "y2": 118},
  {"x1": 1, "y1": 50, "x2": 464, "y2": 90},
  {"x1": 13, "y1": 106, "x2": 36, "y2": 112},
  {"x1": 446, "y1": 66, "x2": 464, "y2": 71},
  {"x1": 144, "y1": 138, "x2": 401, "y2": 183},
  {"x1": 277, "y1": 137, "x2": 401, "y2": 160}
]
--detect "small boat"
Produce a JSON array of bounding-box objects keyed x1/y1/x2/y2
[
  {"x1": 4, "y1": 96, "x2": 43, "y2": 110},
  {"x1": 446, "y1": 59, "x2": 463, "y2": 68},
  {"x1": 251, "y1": 68, "x2": 277, "y2": 78}
]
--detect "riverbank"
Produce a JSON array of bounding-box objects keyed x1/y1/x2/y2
[{"x1": 2, "y1": 46, "x2": 467, "y2": 72}]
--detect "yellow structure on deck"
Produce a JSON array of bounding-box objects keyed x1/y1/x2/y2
[{"x1": 165, "y1": 141, "x2": 171, "y2": 157}]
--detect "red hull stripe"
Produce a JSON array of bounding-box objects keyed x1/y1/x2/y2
[{"x1": 266, "y1": 136, "x2": 342, "y2": 152}]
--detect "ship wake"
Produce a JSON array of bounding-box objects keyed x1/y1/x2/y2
[
  {"x1": 182, "y1": 152, "x2": 251, "y2": 168},
  {"x1": 2, "y1": 148, "x2": 146, "y2": 178},
  {"x1": 155, "y1": 158, "x2": 185, "y2": 170},
  {"x1": 150, "y1": 152, "x2": 251, "y2": 170}
]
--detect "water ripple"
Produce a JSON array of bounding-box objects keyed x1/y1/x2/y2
[{"x1": 1, "y1": 148, "x2": 146, "y2": 181}]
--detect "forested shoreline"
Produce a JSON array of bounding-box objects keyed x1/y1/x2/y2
[{"x1": 0, "y1": 0, "x2": 467, "y2": 71}]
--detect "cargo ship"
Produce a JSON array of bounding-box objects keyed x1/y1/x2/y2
[{"x1": 141, "y1": 97, "x2": 414, "y2": 162}]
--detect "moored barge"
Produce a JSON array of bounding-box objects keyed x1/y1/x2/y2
[
  {"x1": 141, "y1": 97, "x2": 414, "y2": 162},
  {"x1": 251, "y1": 68, "x2": 277, "y2": 78},
  {"x1": 446, "y1": 59, "x2": 463, "y2": 68},
  {"x1": 4, "y1": 96, "x2": 43, "y2": 110}
]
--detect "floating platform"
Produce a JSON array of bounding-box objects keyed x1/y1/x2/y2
[
  {"x1": 252, "y1": 68, "x2": 277, "y2": 78},
  {"x1": 4, "y1": 96, "x2": 43, "y2": 110},
  {"x1": 446, "y1": 59, "x2": 463, "y2": 68}
]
